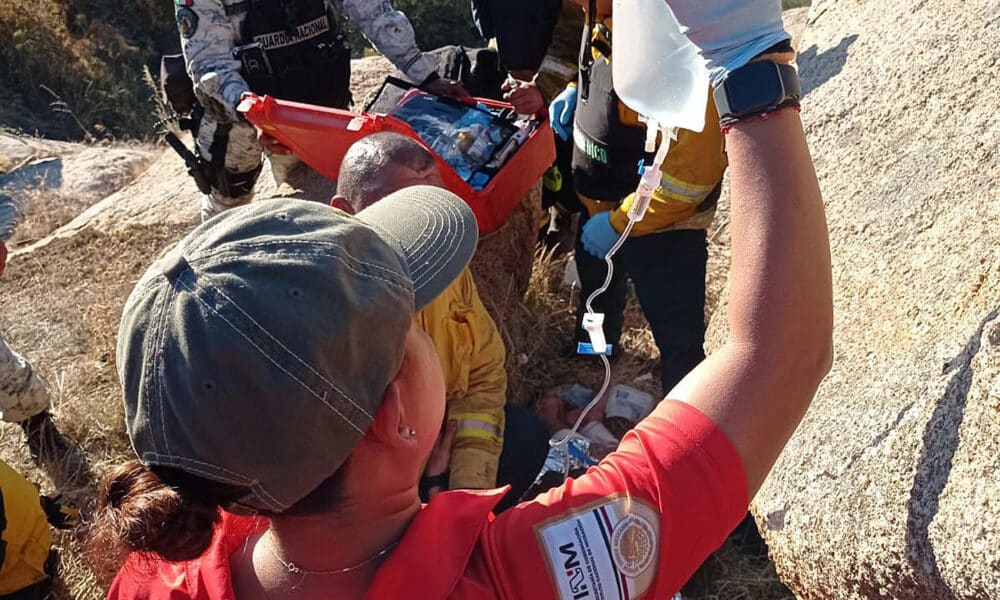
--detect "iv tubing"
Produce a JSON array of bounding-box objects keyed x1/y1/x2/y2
[{"x1": 549, "y1": 124, "x2": 672, "y2": 477}]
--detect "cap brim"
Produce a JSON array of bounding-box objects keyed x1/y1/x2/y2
[{"x1": 355, "y1": 185, "x2": 479, "y2": 310}]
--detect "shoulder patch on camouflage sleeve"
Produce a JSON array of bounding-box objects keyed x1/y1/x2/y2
[{"x1": 177, "y1": 6, "x2": 199, "y2": 38}]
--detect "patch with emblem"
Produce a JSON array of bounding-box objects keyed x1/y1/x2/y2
[
  {"x1": 611, "y1": 513, "x2": 657, "y2": 578},
  {"x1": 535, "y1": 496, "x2": 660, "y2": 600},
  {"x1": 176, "y1": 7, "x2": 199, "y2": 38}
]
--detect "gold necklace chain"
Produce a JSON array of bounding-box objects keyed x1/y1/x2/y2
[{"x1": 263, "y1": 534, "x2": 399, "y2": 576}]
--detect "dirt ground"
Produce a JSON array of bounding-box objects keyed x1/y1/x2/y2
[{"x1": 0, "y1": 223, "x2": 192, "y2": 598}]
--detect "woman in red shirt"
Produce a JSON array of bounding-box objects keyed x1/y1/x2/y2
[{"x1": 88, "y1": 2, "x2": 831, "y2": 598}]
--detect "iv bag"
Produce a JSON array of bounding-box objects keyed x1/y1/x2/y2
[{"x1": 612, "y1": 0, "x2": 709, "y2": 132}]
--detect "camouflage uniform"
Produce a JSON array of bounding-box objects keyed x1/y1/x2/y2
[
  {"x1": 177, "y1": 0, "x2": 439, "y2": 220},
  {"x1": 0, "y1": 336, "x2": 50, "y2": 424},
  {"x1": 0, "y1": 238, "x2": 50, "y2": 423}
]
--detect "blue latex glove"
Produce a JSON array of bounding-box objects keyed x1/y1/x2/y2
[
  {"x1": 581, "y1": 212, "x2": 621, "y2": 259},
  {"x1": 548, "y1": 85, "x2": 578, "y2": 142},
  {"x1": 664, "y1": 0, "x2": 790, "y2": 85}
]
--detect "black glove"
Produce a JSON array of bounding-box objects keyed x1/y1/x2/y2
[{"x1": 40, "y1": 494, "x2": 80, "y2": 530}]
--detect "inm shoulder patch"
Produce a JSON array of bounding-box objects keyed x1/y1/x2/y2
[{"x1": 535, "y1": 496, "x2": 661, "y2": 600}]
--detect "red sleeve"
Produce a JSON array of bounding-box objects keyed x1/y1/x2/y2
[{"x1": 481, "y1": 400, "x2": 748, "y2": 600}]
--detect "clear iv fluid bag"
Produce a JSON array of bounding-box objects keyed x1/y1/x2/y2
[{"x1": 612, "y1": 0, "x2": 709, "y2": 132}]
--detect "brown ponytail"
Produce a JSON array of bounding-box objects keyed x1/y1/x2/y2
[{"x1": 87, "y1": 460, "x2": 247, "y2": 577}]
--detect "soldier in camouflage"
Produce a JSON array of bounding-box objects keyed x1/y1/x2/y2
[
  {"x1": 0, "y1": 336, "x2": 50, "y2": 427},
  {"x1": 0, "y1": 240, "x2": 60, "y2": 460},
  {"x1": 175, "y1": 0, "x2": 465, "y2": 220}
]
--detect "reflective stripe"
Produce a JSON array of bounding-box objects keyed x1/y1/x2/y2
[
  {"x1": 455, "y1": 429, "x2": 504, "y2": 446},
  {"x1": 539, "y1": 57, "x2": 577, "y2": 80},
  {"x1": 657, "y1": 172, "x2": 717, "y2": 203},
  {"x1": 453, "y1": 412, "x2": 503, "y2": 445}
]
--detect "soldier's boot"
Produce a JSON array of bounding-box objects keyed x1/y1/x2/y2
[
  {"x1": 20, "y1": 411, "x2": 89, "y2": 487},
  {"x1": 20, "y1": 411, "x2": 66, "y2": 463}
]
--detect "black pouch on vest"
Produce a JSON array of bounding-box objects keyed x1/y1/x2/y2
[
  {"x1": 366, "y1": 46, "x2": 508, "y2": 113},
  {"x1": 234, "y1": 42, "x2": 274, "y2": 85},
  {"x1": 160, "y1": 54, "x2": 197, "y2": 116},
  {"x1": 257, "y1": 34, "x2": 352, "y2": 108},
  {"x1": 237, "y1": 0, "x2": 352, "y2": 110}
]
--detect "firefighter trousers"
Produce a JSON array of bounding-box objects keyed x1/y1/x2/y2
[{"x1": 574, "y1": 224, "x2": 708, "y2": 395}]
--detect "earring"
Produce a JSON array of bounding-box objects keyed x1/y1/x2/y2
[{"x1": 400, "y1": 426, "x2": 416, "y2": 439}]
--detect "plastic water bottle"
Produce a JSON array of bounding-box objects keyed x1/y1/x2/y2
[{"x1": 612, "y1": 0, "x2": 709, "y2": 132}]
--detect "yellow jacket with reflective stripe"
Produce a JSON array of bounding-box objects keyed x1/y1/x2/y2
[
  {"x1": 580, "y1": 96, "x2": 727, "y2": 235},
  {"x1": 487, "y1": 0, "x2": 583, "y2": 101},
  {"x1": 578, "y1": 15, "x2": 727, "y2": 235},
  {"x1": 0, "y1": 461, "x2": 49, "y2": 595},
  {"x1": 414, "y1": 268, "x2": 507, "y2": 490},
  {"x1": 534, "y1": 0, "x2": 586, "y2": 101}
]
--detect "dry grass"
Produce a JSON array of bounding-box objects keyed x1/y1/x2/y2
[
  {"x1": 504, "y1": 247, "x2": 662, "y2": 408},
  {"x1": 0, "y1": 222, "x2": 192, "y2": 600},
  {"x1": 6, "y1": 188, "x2": 89, "y2": 247},
  {"x1": 685, "y1": 540, "x2": 795, "y2": 600}
]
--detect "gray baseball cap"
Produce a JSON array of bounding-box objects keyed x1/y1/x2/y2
[{"x1": 116, "y1": 186, "x2": 478, "y2": 512}]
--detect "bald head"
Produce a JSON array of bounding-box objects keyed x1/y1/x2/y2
[{"x1": 336, "y1": 132, "x2": 442, "y2": 212}]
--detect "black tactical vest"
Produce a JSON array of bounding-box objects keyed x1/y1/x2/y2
[
  {"x1": 571, "y1": 22, "x2": 647, "y2": 202},
  {"x1": 237, "y1": 0, "x2": 351, "y2": 108}
]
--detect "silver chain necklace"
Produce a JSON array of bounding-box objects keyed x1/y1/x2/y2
[{"x1": 262, "y1": 533, "x2": 399, "y2": 576}]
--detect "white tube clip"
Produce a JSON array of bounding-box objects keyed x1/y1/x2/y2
[{"x1": 581, "y1": 312, "x2": 608, "y2": 355}]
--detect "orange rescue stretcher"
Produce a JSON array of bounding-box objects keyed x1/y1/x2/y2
[{"x1": 239, "y1": 92, "x2": 555, "y2": 234}]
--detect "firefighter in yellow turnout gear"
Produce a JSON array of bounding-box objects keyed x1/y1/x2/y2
[
  {"x1": 413, "y1": 269, "x2": 508, "y2": 491},
  {"x1": 555, "y1": 0, "x2": 728, "y2": 393},
  {"x1": 0, "y1": 462, "x2": 50, "y2": 598},
  {"x1": 335, "y1": 133, "x2": 550, "y2": 510}
]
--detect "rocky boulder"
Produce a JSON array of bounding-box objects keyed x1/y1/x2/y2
[
  {"x1": 1, "y1": 143, "x2": 157, "y2": 244},
  {"x1": 705, "y1": 0, "x2": 999, "y2": 598},
  {"x1": 0, "y1": 132, "x2": 82, "y2": 174}
]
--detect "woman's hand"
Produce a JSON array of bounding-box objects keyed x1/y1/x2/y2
[
  {"x1": 423, "y1": 420, "x2": 457, "y2": 497},
  {"x1": 503, "y1": 79, "x2": 546, "y2": 115},
  {"x1": 662, "y1": 0, "x2": 790, "y2": 84}
]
